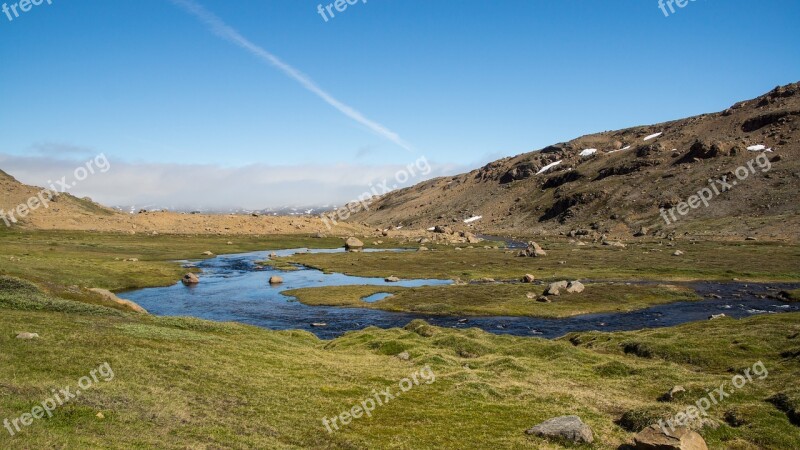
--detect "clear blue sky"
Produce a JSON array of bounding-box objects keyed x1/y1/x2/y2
[{"x1": 0, "y1": 0, "x2": 798, "y2": 207}]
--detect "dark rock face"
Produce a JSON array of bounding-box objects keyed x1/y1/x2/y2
[
  {"x1": 675, "y1": 139, "x2": 735, "y2": 164},
  {"x1": 542, "y1": 171, "x2": 584, "y2": 189},
  {"x1": 500, "y1": 163, "x2": 539, "y2": 184}
]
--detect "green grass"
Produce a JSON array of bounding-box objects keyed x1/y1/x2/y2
[
  {"x1": 285, "y1": 240, "x2": 800, "y2": 282},
  {"x1": 283, "y1": 283, "x2": 701, "y2": 318},
  {"x1": 1, "y1": 277, "x2": 799, "y2": 448},
  {"x1": 0, "y1": 229, "x2": 356, "y2": 306}
]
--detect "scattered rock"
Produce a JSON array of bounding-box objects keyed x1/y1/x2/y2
[
  {"x1": 566, "y1": 281, "x2": 585, "y2": 294},
  {"x1": 526, "y1": 292, "x2": 537, "y2": 299},
  {"x1": 345, "y1": 237, "x2": 364, "y2": 252},
  {"x1": 16, "y1": 332, "x2": 39, "y2": 340},
  {"x1": 89, "y1": 288, "x2": 148, "y2": 314},
  {"x1": 633, "y1": 424, "x2": 708, "y2": 450},
  {"x1": 525, "y1": 415, "x2": 594, "y2": 444},
  {"x1": 396, "y1": 351, "x2": 410, "y2": 361},
  {"x1": 385, "y1": 276, "x2": 401, "y2": 282},
  {"x1": 603, "y1": 240, "x2": 627, "y2": 248},
  {"x1": 181, "y1": 273, "x2": 200, "y2": 285},
  {"x1": 269, "y1": 276, "x2": 284, "y2": 285},
  {"x1": 660, "y1": 385, "x2": 686, "y2": 402},
  {"x1": 521, "y1": 241, "x2": 547, "y2": 257},
  {"x1": 673, "y1": 250, "x2": 684, "y2": 256},
  {"x1": 546, "y1": 281, "x2": 569, "y2": 296},
  {"x1": 522, "y1": 274, "x2": 536, "y2": 283}
]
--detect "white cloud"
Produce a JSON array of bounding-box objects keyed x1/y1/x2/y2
[{"x1": 0, "y1": 153, "x2": 465, "y2": 210}]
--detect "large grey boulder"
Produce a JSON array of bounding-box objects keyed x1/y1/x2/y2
[
  {"x1": 545, "y1": 281, "x2": 569, "y2": 296},
  {"x1": 566, "y1": 281, "x2": 585, "y2": 294},
  {"x1": 525, "y1": 415, "x2": 593, "y2": 444},
  {"x1": 182, "y1": 273, "x2": 200, "y2": 285},
  {"x1": 633, "y1": 424, "x2": 708, "y2": 450}
]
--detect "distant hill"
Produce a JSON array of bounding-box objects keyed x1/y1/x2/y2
[{"x1": 351, "y1": 83, "x2": 800, "y2": 241}]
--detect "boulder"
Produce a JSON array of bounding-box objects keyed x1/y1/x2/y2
[
  {"x1": 182, "y1": 273, "x2": 200, "y2": 285},
  {"x1": 433, "y1": 225, "x2": 452, "y2": 234},
  {"x1": 89, "y1": 288, "x2": 148, "y2": 314},
  {"x1": 522, "y1": 274, "x2": 536, "y2": 283},
  {"x1": 566, "y1": 281, "x2": 585, "y2": 294},
  {"x1": 525, "y1": 415, "x2": 594, "y2": 444},
  {"x1": 345, "y1": 237, "x2": 364, "y2": 252},
  {"x1": 16, "y1": 332, "x2": 40, "y2": 340},
  {"x1": 269, "y1": 276, "x2": 284, "y2": 285},
  {"x1": 709, "y1": 313, "x2": 727, "y2": 320},
  {"x1": 418, "y1": 246, "x2": 429, "y2": 251},
  {"x1": 633, "y1": 424, "x2": 708, "y2": 450},
  {"x1": 385, "y1": 276, "x2": 401, "y2": 283},
  {"x1": 546, "y1": 281, "x2": 569, "y2": 296},
  {"x1": 522, "y1": 241, "x2": 547, "y2": 257},
  {"x1": 202, "y1": 251, "x2": 214, "y2": 256}
]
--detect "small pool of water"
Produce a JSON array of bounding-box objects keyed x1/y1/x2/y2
[
  {"x1": 121, "y1": 248, "x2": 800, "y2": 339},
  {"x1": 362, "y1": 292, "x2": 394, "y2": 303}
]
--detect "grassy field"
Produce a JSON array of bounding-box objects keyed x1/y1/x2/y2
[
  {"x1": 1, "y1": 276, "x2": 799, "y2": 449},
  {"x1": 285, "y1": 240, "x2": 800, "y2": 282},
  {"x1": 283, "y1": 283, "x2": 701, "y2": 318}
]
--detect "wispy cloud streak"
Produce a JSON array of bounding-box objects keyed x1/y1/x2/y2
[{"x1": 169, "y1": 0, "x2": 414, "y2": 152}]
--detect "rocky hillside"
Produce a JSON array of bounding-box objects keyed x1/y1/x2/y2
[{"x1": 352, "y1": 83, "x2": 800, "y2": 241}]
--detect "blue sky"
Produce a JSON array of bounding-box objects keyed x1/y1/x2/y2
[{"x1": 1, "y1": 0, "x2": 798, "y2": 208}]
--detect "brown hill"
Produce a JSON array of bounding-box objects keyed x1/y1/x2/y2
[{"x1": 352, "y1": 83, "x2": 800, "y2": 241}]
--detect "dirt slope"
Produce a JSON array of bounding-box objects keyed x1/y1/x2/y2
[{"x1": 352, "y1": 83, "x2": 800, "y2": 241}]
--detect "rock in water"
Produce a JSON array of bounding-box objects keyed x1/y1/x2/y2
[
  {"x1": 269, "y1": 276, "x2": 284, "y2": 285},
  {"x1": 385, "y1": 276, "x2": 401, "y2": 282},
  {"x1": 345, "y1": 237, "x2": 364, "y2": 252},
  {"x1": 182, "y1": 273, "x2": 200, "y2": 285},
  {"x1": 633, "y1": 424, "x2": 708, "y2": 450},
  {"x1": 525, "y1": 415, "x2": 594, "y2": 444}
]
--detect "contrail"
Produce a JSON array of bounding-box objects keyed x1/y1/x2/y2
[{"x1": 169, "y1": 0, "x2": 414, "y2": 153}]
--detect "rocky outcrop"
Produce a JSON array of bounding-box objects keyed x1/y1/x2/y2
[
  {"x1": 525, "y1": 415, "x2": 594, "y2": 444},
  {"x1": 633, "y1": 424, "x2": 708, "y2": 450},
  {"x1": 89, "y1": 288, "x2": 148, "y2": 314}
]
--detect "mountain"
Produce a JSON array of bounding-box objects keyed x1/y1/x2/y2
[{"x1": 351, "y1": 83, "x2": 800, "y2": 240}]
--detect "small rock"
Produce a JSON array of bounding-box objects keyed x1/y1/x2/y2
[
  {"x1": 202, "y1": 251, "x2": 214, "y2": 256},
  {"x1": 454, "y1": 247, "x2": 463, "y2": 251},
  {"x1": 745, "y1": 236, "x2": 757, "y2": 241},
  {"x1": 269, "y1": 276, "x2": 284, "y2": 285},
  {"x1": 566, "y1": 281, "x2": 585, "y2": 294},
  {"x1": 603, "y1": 240, "x2": 627, "y2": 248},
  {"x1": 396, "y1": 351, "x2": 410, "y2": 361},
  {"x1": 522, "y1": 274, "x2": 536, "y2": 283},
  {"x1": 673, "y1": 250, "x2": 684, "y2": 256},
  {"x1": 525, "y1": 415, "x2": 594, "y2": 444},
  {"x1": 418, "y1": 246, "x2": 429, "y2": 251},
  {"x1": 385, "y1": 276, "x2": 401, "y2": 283},
  {"x1": 633, "y1": 424, "x2": 708, "y2": 450},
  {"x1": 96, "y1": 412, "x2": 105, "y2": 420},
  {"x1": 526, "y1": 292, "x2": 537, "y2": 299},
  {"x1": 709, "y1": 313, "x2": 727, "y2": 320},
  {"x1": 182, "y1": 273, "x2": 200, "y2": 285},
  {"x1": 226, "y1": 241, "x2": 233, "y2": 245},
  {"x1": 537, "y1": 296, "x2": 552, "y2": 303},
  {"x1": 660, "y1": 385, "x2": 686, "y2": 402},
  {"x1": 16, "y1": 332, "x2": 40, "y2": 340}
]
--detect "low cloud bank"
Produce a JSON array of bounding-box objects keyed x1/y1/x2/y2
[{"x1": 0, "y1": 153, "x2": 466, "y2": 210}]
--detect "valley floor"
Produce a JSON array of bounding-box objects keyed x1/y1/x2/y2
[{"x1": 1, "y1": 229, "x2": 799, "y2": 449}]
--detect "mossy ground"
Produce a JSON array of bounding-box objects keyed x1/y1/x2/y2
[
  {"x1": 1, "y1": 278, "x2": 799, "y2": 448},
  {"x1": 1, "y1": 230, "x2": 799, "y2": 448},
  {"x1": 285, "y1": 240, "x2": 800, "y2": 282},
  {"x1": 283, "y1": 283, "x2": 700, "y2": 318}
]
